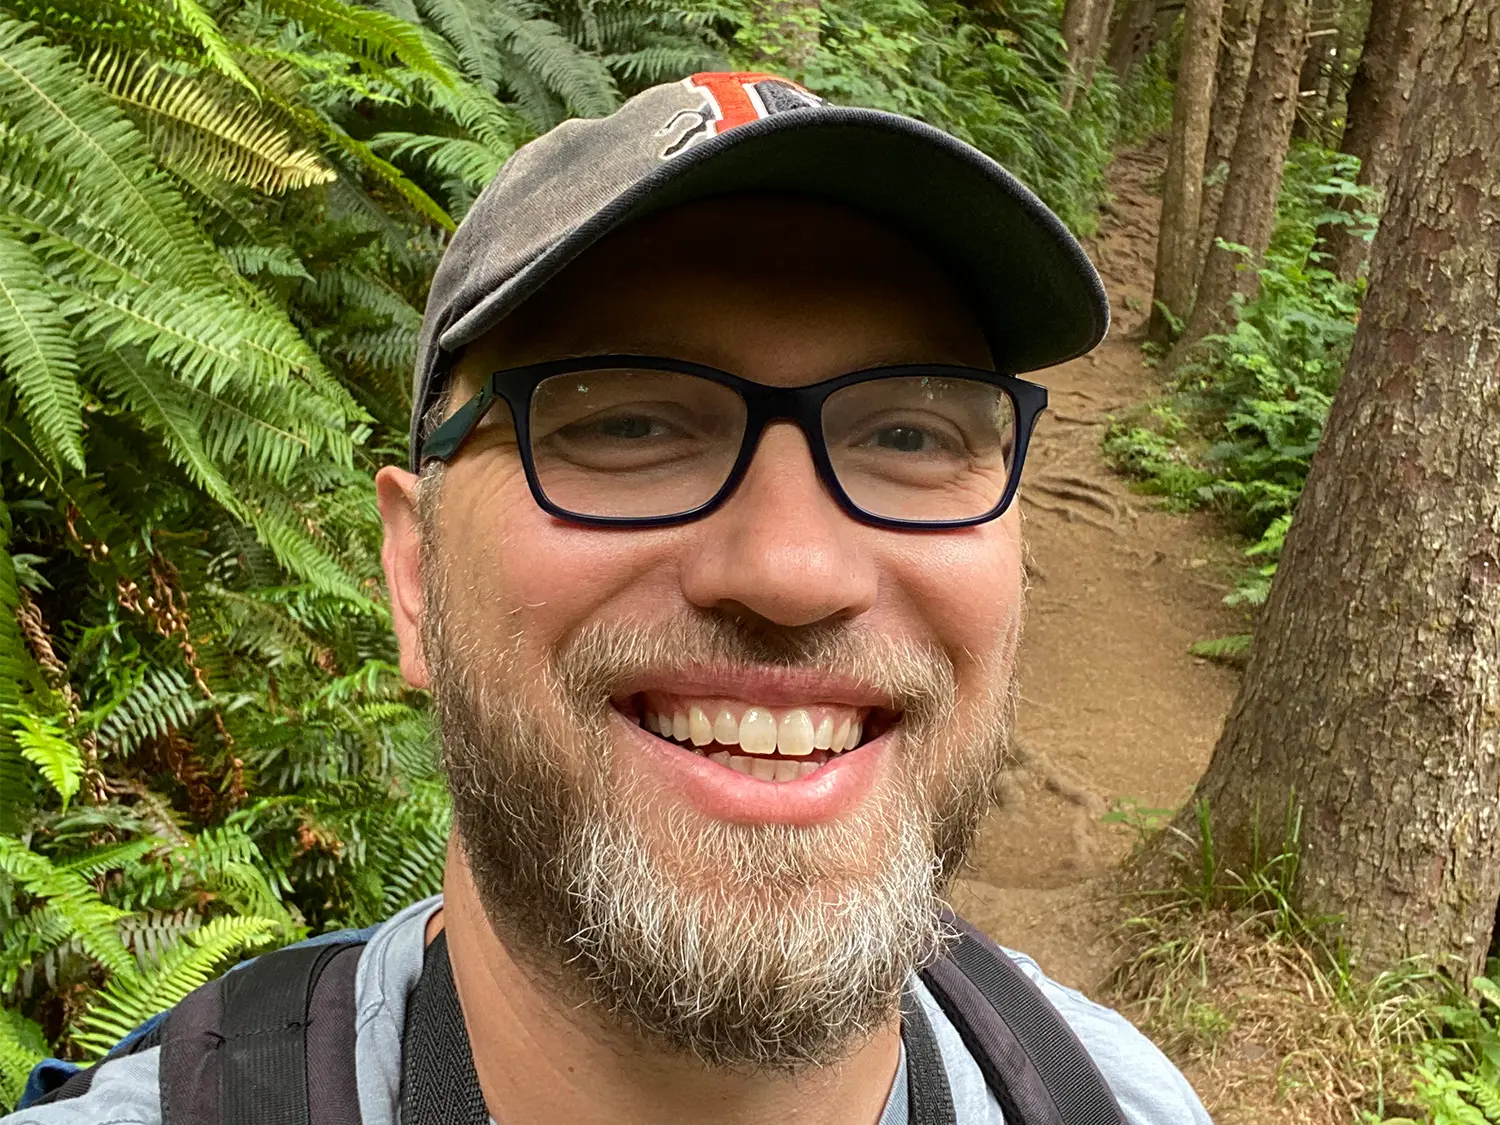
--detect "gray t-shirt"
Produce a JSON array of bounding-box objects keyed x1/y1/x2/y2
[{"x1": 4, "y1": 896, "x2": 1210, "y2": 1125}]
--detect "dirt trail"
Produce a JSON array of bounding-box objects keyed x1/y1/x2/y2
[{"x1": 952, "y1": 143, "x2": 1245, "y2": 992}]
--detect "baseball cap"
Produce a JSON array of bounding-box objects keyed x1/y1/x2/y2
[{"x1": 409, "y1": 72, "x2": 1109, "y2": 469}]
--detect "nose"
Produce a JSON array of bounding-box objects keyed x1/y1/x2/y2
[{"x1": 679, "y1": 423, "x2": 878, "y2": 628}]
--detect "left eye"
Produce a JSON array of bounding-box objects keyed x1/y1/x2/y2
[
  {"x1": 588, "y1": 414, "x2": 669, "y2": 440},
  {"x1": 852, "y1": 419, "x2": 964, "y2": 457},
  {"x1": 868, "y1": 425, "x2": 936, "y2": 453}
]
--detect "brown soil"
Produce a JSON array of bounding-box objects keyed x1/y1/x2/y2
[{"x1": 953, "y1": 142, "x2": 1245, "y2": 991}]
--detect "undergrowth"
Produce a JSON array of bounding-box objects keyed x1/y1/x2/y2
[
  {"x1": 1104, "y1": 143, "x2": 1374, "y2": 608},
  {"x1": 1108, "y1": 802, "x2": 1500, "y2": 1124}
]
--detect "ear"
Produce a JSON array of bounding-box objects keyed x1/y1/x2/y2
[{"x1": 376, "y1": 465, "x2": 431, "y2": 689}]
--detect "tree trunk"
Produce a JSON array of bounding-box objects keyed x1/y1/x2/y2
[
  {"x1": 1196, "y1": 0, "x2": 1264, "y2": 277},
  {"x1": 1084, "y1": 0, "x2": 1122, "y2": 94},
  {"x1": 1292, "y1": 0, "x2": 1341, "y2": 141},
  {"x1": 1062, "y1": 0, "x2": 1118, "y2": 107},
  {"x1": 1148, "y1": 0, "x2": 1227, "y2": 341},
  {"x1": 1168, "y1": 0, "x2": 1312, "y2": 367},
  {"x1": 748, "y1": 1, "x2": 821, "y2": 69},
  {"x1": 1318, "y1": 0, "x2": 1425, "y2": 281},
  {"x1": 1168, "y1": 0, "x2": 1500, "y2": 979},
  {"x1": 1319, "y1": 0, "x2": 1374, "y2": 135},
  {"x1": 1107, "y1": 0, "x2": 1161, "y2": 82}
]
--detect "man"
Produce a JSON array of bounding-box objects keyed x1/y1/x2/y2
[{"x1": 9, "y1": 73, "x2": 1209, "y2": 1125}]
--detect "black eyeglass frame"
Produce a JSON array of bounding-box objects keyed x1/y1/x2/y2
[{"x1": 419, "y1": 354, "x2": 1048, "y2": 531}]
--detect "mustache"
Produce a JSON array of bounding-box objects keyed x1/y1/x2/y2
[{"x1": 547, "y1": 610, "x2": 960, "y2": 732}]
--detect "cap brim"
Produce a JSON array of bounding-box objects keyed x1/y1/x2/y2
[{"x1": 425, "y1": 107, "x2": 1108, "y2": 464}]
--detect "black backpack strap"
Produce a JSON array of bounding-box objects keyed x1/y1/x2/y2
[
  {"x1": 900, "y1": 987, "x2": 958, "y2": 1125},
  {"x1": 918, "y1": 917, "x2": 1129, "y2": 1125},
  {"x1": 159, "y1": 939, "x2": 365, "y2": 1125},
  {"x1": 400, "y1": 931, "x2": 488, "y2": 1125}
]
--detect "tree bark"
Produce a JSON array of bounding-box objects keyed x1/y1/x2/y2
[
  {"x1": 1318, "y1": 0, "x2": 1425, "y2": 281},
  {"x1": 1320, "y1": 0, "x2": 1374, "y2": 133},
  {"x1": 1196, "y1": 0, "x2": 1264, "y2": 277},
  {"x1": 1168, "y1": 0, "x2": 1500, "y2": 979},
  {"x1": 1084, "y1": 0, "x2": 1122, "y2": 96},
  {"x1": 1107, "y1": 0, "x2": 1162, "y2": 83},
  {"x1": 1148, "y1": 0, "x2": 1227, "y2": 341},
  {"x1": 1293, "y1": 0, "x2": 1342, "y2": 141},
  {"x1": 1062, "y1": 0, "x2": 1118, "y2": 107},
  {"x1": 1168, "y1": 0, "x2": 1312, "y2": 367}
]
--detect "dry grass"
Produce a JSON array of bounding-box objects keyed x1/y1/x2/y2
[{"x1": 1102, "y1": 890, "x2": 1440, "y2": 1125}]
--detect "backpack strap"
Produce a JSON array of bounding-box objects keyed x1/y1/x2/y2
[
  {"x1": 918, "y1": 916, "x2": 1129, "y2": 1125},
  {"x1": 900, "y1": 986, "x2": 958, "y2": 1125},
  {"x1": 400, "y1": 931, "x2": 487, "y2": 1125},
  {"x1": 401, "y1": 931, "x2": 962, "y2": 1125},
  {"x1": 159, "y1": 939, "x2": 365, "y2": 1125},
  {"x1": 141, "y1": 913, "x2": 1124, "y2": 1125}
]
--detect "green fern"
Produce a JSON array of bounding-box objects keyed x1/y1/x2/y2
[
  {"x1": 90, "y1": 48, "x2": 335, "y2": 193},
  {"x1": 0, "y1": 17, "x2": 224, "y2": 288},
  {"x1": 0, "y1": 1006, "x2": 47, "y2": 1111},
  {"x1": 10, "y1": 707, "x2": 82, "y2": 807},
  {"x1": 71, "y1": 914, "x2": 279, "y2": 1058},
  {"x1": 0, "y1": 226, "x2": 85, "y2": 472}
]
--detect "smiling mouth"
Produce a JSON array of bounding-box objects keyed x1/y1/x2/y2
[{"x1": 616, "y1": 692, "x2": 895, "y2": 782}]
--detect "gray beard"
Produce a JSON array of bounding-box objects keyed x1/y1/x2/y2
[{"x1": 419, "y1": 502, "x2": 1015, "y2": 1070}]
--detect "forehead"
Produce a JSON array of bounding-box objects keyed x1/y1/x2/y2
[{"x1": 452, "y1": 194, "x2": 992, "y2": 386}]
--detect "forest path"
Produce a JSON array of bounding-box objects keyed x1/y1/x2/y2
[{"x1": 952, "y1": 141, "x2": 1245, "y2": 992}]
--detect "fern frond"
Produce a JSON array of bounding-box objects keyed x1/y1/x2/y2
[
  {"x1": 88, "y1": 48, "x2": 335, "y2": 193},
  {"x1": 223, "y1": 243, "x2": 312, "y2": 281},
  {"x1": 0, "y1": 138, "x2": 159, "y2": 287},
  {"x1": 91, "y1": 664, "x2": 201, "y2": 758},
  {"x1": 165, "y1": 0, "x2": 257, "y2": 93},
  {"x1": 117, "y1": 909, "x2": 199, "y2": 966},
  {"x1": 485, "y1": 6, "x2": 619, "y2": 119},
  {"x1": 0, "y1": 17, "x2": 223, "y2": 289},
  {"x1": 0, "y1": 905, "x2": 71, "y2": 991},
  {"x1": 57, "y1": 838, "x2": 156, "y2": 879},
  {"x1": 84, "y1": 346, "x2": 251, "y2": 524},
  {"x1": 369, "y1": 130, "x2": 503, "y2": 190},
  {"x1": 288, "y1": 103, "x2": 454, "y2": 231},
  {"x1": 0, "y1": 225, "x2": 85, "y2": 472},
  {"x1": 71, "y1": 913, "x2": 278, "y2": 1058},
  {"x1": 10, "y1": 705, "x2": 82, "y2": 807},
  {"x1": 0, "y1": 837, "x2": 135, "y2": 980},
  {"x1": 409, "y1": 0, "x2": 502, "y2": 87},
  {"x1": 0, "y1": 1007, "x2": 47, "y2": 1111},
  {"x1": 263, "y1": 0, "x2": 455, "y2": 86}
]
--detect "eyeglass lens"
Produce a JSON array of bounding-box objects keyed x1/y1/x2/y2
[{"x1": 527, "y1": 368, "x2": 1017, "y2": 522}]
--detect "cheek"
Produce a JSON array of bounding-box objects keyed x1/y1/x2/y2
[
  {"x1": 885, "y1": 515, "x2": 1024, "y2": 683},
  {"x1": 440, "y1": 456, "x2": 683, "y2": 667}
]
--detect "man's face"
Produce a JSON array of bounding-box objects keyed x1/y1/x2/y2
[{"x1": 377, "y1": 196, "x2": 1025, "y2": 1068}]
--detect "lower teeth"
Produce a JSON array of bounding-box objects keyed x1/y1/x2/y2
[{"x1": 704, "y1": 751, "x2": 819, "y2": 782}]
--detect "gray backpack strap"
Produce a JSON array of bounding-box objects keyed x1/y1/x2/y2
[
  {"x1": 159, "y1": 940, "x2": 365, "y2": 1125},
  {"x1": 918, "y1": 917, "x2": 1129, "y2": 1125}
]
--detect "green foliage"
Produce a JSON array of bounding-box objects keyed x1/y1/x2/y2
[
  {"x1": 1374, "y1": 976, "x2": 1500, "y2": 1124},
  {"x1": 693, "y1": 0, "x2": 1119, "y2": 234},
  {"x1": 0, "y1": 0, "x2": 506, "y2": 1096},
  {"x1": 1106, "y1": 143, "x2": 1375, "y2": 605},
  {"x1": 1186, "y1": 633, "x2": 1252, "y2": 664},
  {"x1": 0, "y1": 0, "x2": 1119, "y2": 1105},
  {"x1": 1115, "y1": 30, "x2": 1175, "y2": 146}
]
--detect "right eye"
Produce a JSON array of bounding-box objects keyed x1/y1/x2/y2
[{"x1": 560, "y1": 412, "x2": 674, "y2": 442}]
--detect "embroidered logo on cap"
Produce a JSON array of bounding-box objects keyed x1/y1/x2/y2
[{"x1": 656, "y1": 72, "x2": 823, "y2": 159}]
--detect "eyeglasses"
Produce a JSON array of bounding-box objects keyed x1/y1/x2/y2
[{"x1": 419, "y1": 355, "x2": 1047, "y2": 530}]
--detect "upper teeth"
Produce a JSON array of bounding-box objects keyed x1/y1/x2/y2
[{"x1": 642, "y1": 703, "x2": 865, "y2": 756}]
